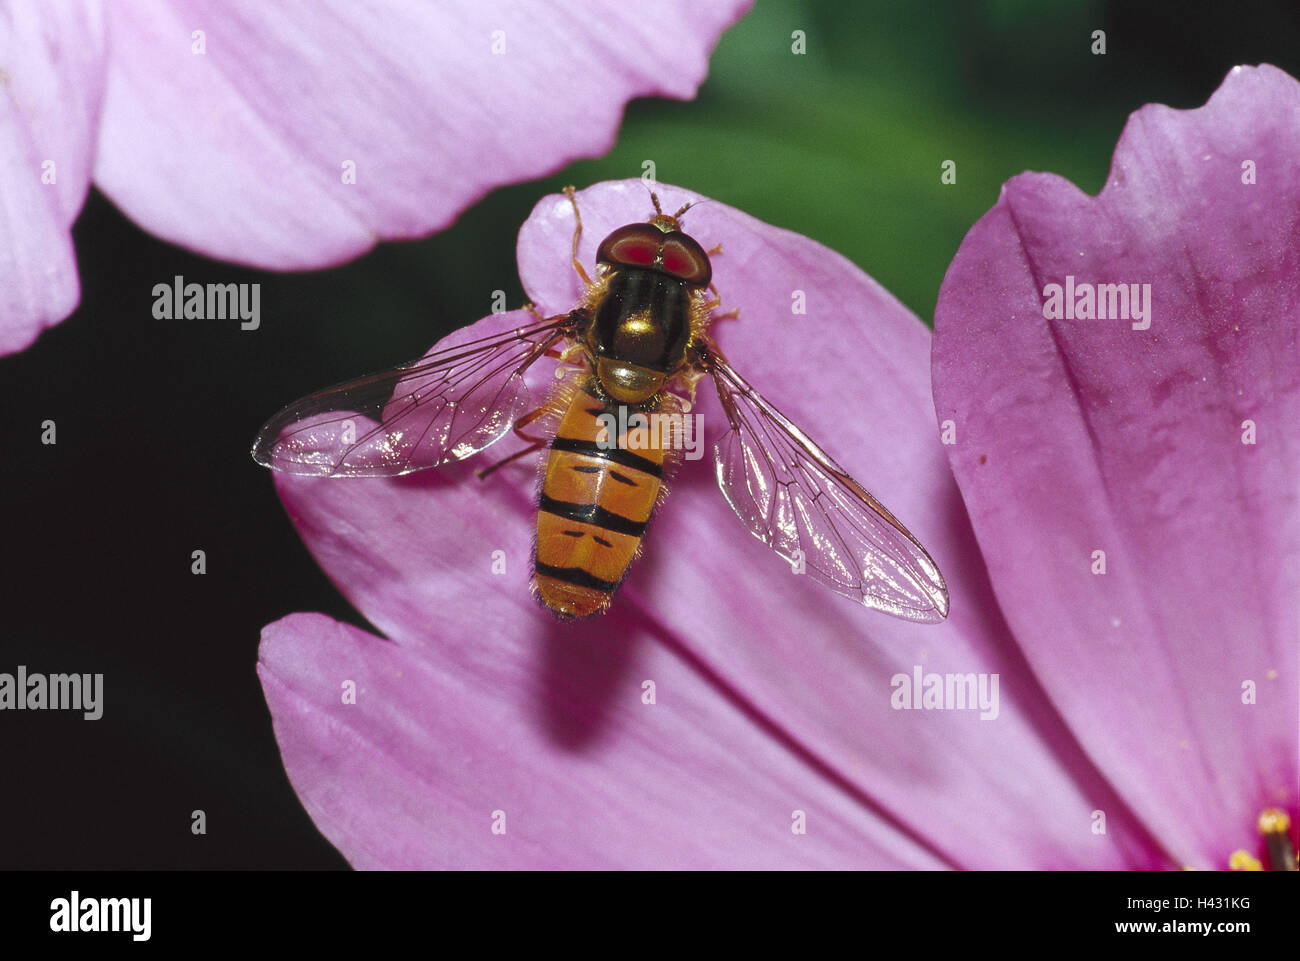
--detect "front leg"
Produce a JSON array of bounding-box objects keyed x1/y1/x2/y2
[{"x1": 562, "y1": 186, "x2": 594, "y2": 288}]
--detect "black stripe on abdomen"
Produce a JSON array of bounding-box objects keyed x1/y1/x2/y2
[
  {"x1": 538, "y1": 494, "x2": 648, "y2": 538},
  {"x1": 549, "y1": 436, "x2": 663, "y2": 477},
  {"x1": 534, "y1": 562, "x2": 619, "y2": 593}
]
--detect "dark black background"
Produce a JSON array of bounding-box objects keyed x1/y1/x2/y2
[{"x1": 2, "y1": 0, "x2": 1297, "y2": 869}]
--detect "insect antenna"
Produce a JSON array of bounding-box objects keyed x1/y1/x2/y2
[{"x1": 673, "y1": 196, "x2": 717, "y2": 222}]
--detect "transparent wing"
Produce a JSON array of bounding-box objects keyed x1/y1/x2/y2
[
  {"x1": 252, "y1": 315, "x2": 573, "y2": 477},
  {"x1": 707, "y1": 353, "x2": 950, "y2": 623}
]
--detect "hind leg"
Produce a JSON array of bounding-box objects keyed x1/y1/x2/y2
[{"x1": 476, "y1": 407, "x2": 550, "y2": 480}]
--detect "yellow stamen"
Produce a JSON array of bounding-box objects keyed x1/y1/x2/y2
[
  {"x1": 1228, "y1": 850, "x2": 1263, "y2": 871},
  {"x1": 1257, "y1": 808, "x2": 1290, "y2": 835},
  {"x1": 1256, "y1": 807, "x2": 1297, "y2": 871}
]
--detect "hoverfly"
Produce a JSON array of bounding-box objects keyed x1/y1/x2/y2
[{"x1": 252, "y1": 187, "x2": 949, "y2": 623}]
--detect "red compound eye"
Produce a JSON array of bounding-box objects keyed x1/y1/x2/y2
[
  {"x1": 660, "y1": 232, "x2": 711, "y2": 286},
  {"x1": 597, "y1": 223, "x2": 664, "y2": 269}
]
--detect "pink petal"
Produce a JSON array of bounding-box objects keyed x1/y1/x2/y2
[
  {"x1": 264, "y1": 182, "x2": 1165, "y2": 867},
  {"x1": 93, "y1": 0, "x2": 752, "y2": 269},
  {"x1": 0, "y1": 0, "x2": 104, "y2": 354},
  {"x1": 260, "y1": 611, "x2": 945, "y2": 869},
  {"x1": 932, "y1": 64, "x2": 1300, "y2": 867}
]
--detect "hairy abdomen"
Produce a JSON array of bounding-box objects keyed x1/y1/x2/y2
[{"x1": 533, "y1": 381, "x2": 666, "y2": 618}]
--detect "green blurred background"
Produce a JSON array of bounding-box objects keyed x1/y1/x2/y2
[{"x1": 2, "y1": 0, "x2": 1297, "y2": 867}]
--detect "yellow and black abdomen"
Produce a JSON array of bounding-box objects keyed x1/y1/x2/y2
[{"x1": 533, "y1": 381, "x2": 666, "y2": 618}]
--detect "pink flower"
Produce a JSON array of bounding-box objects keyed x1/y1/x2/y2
[
  {"x1": 256, "y1": 65, "x2": 1298, "y2": 869},
  {"x1": 1, "y1": 0, "x2": 751, "y2": 355},
  {"x1": 932, "y1": 64, "x2": 1299, "y2": 870}
]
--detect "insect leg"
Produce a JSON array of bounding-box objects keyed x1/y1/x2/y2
[
  {"x1": 702, "y1": 288, "x2": 741, "y2": 323},
  {"x1": 475, "y1": 440, "x2": 547, "y2": 480},
  {"x1": 562, "y1": 186, "x2": 594, "y2": 288},
  {"x1": 475, "y1": 406, "x2": 551, "y2": 480},
  {"x1": 700, "y1": 241, "x2": 738, "y2": 319},
  {"x1": 702, "y1": 243, "x2": 725, "y2": 304}
]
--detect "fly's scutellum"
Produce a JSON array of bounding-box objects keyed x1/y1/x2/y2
[{"x1": 253, "y1": 187, "x2": 949, "y2": 622}]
